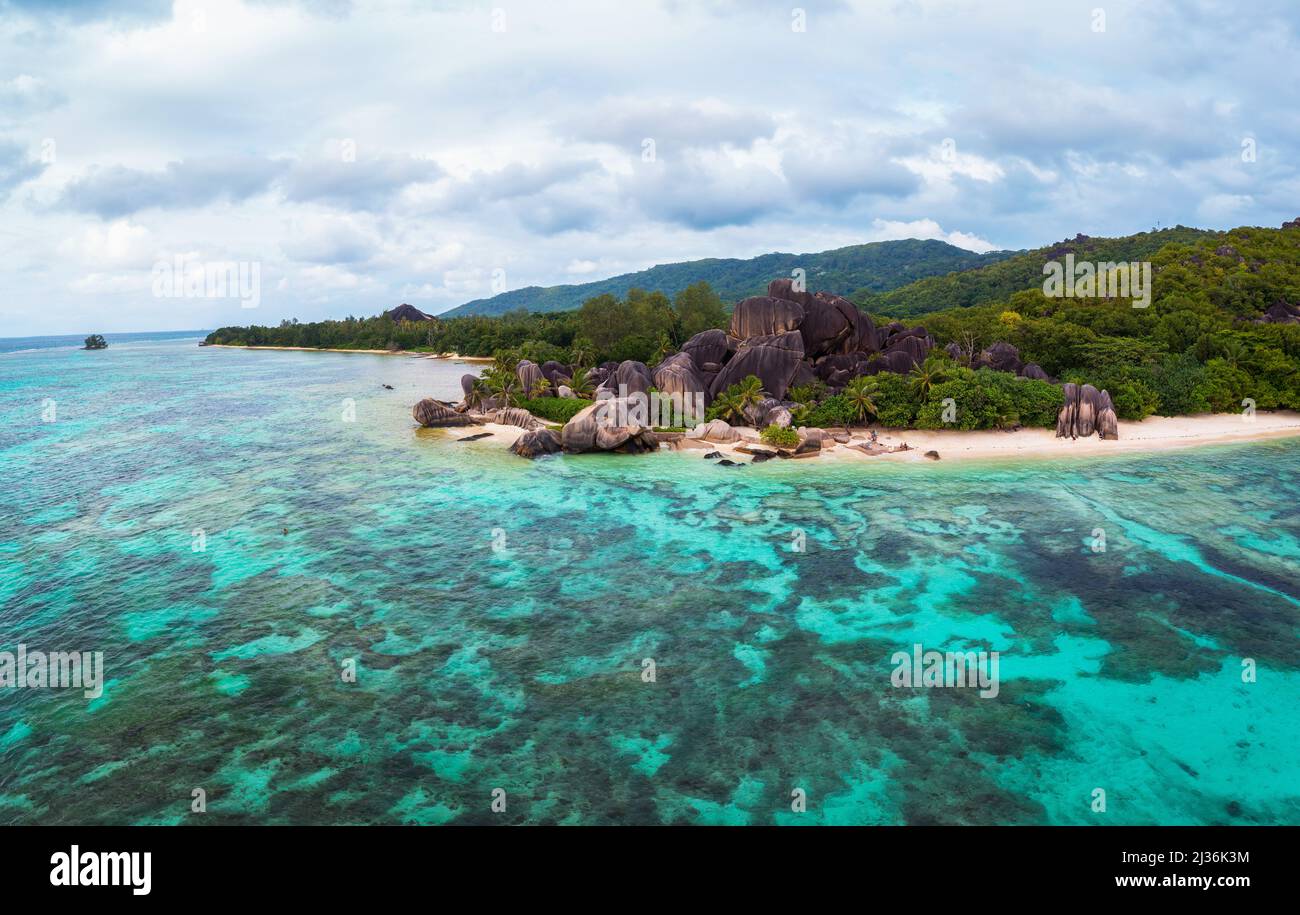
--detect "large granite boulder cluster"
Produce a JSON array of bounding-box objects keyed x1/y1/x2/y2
[
  {"x1": 416, "y1": 275, "x2": 1126, "y2": 452},
  {"x1": 1057, "y1": 383, "x2": 1118, "y2": 440},
  {"x1": 411, "y1": 400, "x2": 549, "y2": 431},
  {"x1": 561, "y1": 397, "x2": 659, "y2": 454}
]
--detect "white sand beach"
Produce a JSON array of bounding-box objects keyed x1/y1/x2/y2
[
  {"x1": 207, "y1": 344, "x2": 493, "y2": 361},
  {"x1": 445, "y1": 411, "x2": 1300, "y2": 463}
]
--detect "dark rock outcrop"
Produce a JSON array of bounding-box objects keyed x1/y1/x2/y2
[
  {"x1": 795, "y1": 290, "x2": 880, "y2": 358},
  {"x1": 1259, "y1": 301, "x2": 1300, "y2": 325},
  {"x1": 728, "y1": 295, "x2": 804, "y2": 340},
  {"x1": 1056, "y1": 383, "x2": 1115, "y2": 440},
  {"x1": 864, "y1": 350, "x2": 916, "y2": 375},
  {"x1": 1097, "y1": 390, "x2": 1119, "y2": 440},
  {"x1": 882, "y1": 333, "x2": 931, "y2": 370},
  {"x1": 385, "y1": 303, "x2": 432, "y2": 322},
  {"x1": 517, "y1": 359, "x2": 547, "y2": 397},
  {"x1": 681, "y1": 329, "x2": 735, "y2": 370},
  {"x1": 687, "y1": 419, "x2": 741, "y2": 443},
  {"x1": 766, "y1": 277, "x2": 817, "y2": 309},
  {"x1": 413, "y1": 398, "x2": 479, "y2": 427},
  {"x1": 978, "y1": 341, "x2": 1022, "y2": 374},
  {"x1": 1019, "y1": 363, "x2": 1050, "y2": 381},
  {"x1": 611, "y1": 360, "x2": 653, "y2": 398},
  {"x1": 510, "y1": 429, "x2": 563, "y2": 458},
  {"x1": 540, "y1": 360, "x2": 572, "y2": 388},
  {"x1": 709, "y1": 331, "x2": 805, "y2": 400},
  {"x1": 560, "y1": 397, "x2": 659, "y2": 454},
  {"x1": 490, "y1": 407, "x2": 546, "y2": 431},
  {"x1": 653, "y1": 351, "x2": 711, "y2": 409}
]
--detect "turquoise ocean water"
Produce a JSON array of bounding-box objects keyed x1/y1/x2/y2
[{"x1": 1, "y1": 333, "x2": 1298, "y2": 825}]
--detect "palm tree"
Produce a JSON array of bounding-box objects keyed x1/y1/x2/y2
[
  {"x1": 842, "y1": 376, "x2": 880, "y2": 426},
  {"x1": 651, "y1": 334, "x2": 674, "y2": 366},
  {"x1": 1219, "y1": 338, "x2": 1248, "y2": 368},
  {"x1": 733, "y1": 375, "x2": 765, "y2": 413},
  {"x1": 909, "y1": 361, "x2": 946, "y2": 400},
  {"x1": 479, "y1": 366, "x2": 520, "y2": 408},
  {"x1": 711, "y1": 391, "x2": 747, "y2": 425},
  {"x1": 566, "y1": 366, "x2": 596, "y2": 399},
  {"x1": 528, "y1": 377, "x2": 552, "y2": 399}
]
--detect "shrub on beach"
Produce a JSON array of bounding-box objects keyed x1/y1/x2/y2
[
  {"x1": 517, "y1": 397, "x2": 590, "y2": 425},
  {"x1": 804, "y1": 394, "x2": 856, "y2": 429},
  {"x1": 915, "y1": 367, "x2": 1061, "y2": 430},
  {"x1": 759, "y1": 425, "x2": 800, "y2": 448}
]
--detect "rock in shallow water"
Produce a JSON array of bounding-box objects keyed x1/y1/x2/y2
[
  {"x1": 510, "y1": 428, "x2": 563, "y2": 458},
  {"x1": 413, "y1": 398, "x2": 478, "y2": 427}
]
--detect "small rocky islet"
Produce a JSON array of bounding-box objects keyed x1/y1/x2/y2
[{"x1": 412, "y1": 277, "x2": 1120, "y2": 461}]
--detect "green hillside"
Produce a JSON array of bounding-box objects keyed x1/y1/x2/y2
[
  {"x1": 439, "y1": 238, "x2": 1012, "y2": 317},
  {"x1": 860, "y1": 226, "x2": 1218, "y2": 317}
]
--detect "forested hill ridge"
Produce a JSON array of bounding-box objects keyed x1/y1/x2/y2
[
  {"x1": 859, "y1": 225, "x2": 1219, "y2": 317},
  {"x1": 439, "y1": 238, "x2": 1012, "y2": 317},
  {"x1": 206, "y1": 219, "x2": 1300, "y2": 425}
]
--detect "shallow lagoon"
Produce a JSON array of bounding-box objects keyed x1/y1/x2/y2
[{"x1": 1, "y1": 336, "x2": 1297, "y2": 824}]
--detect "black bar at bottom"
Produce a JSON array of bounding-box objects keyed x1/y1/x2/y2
[{"x1": 2, "y1": 826, "x2": 1284, "y2": 898}]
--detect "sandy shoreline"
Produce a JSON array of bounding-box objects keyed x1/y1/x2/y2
[
  {"x1": 442, "y1": 411, "x2": 1300, "y2": 464},
  {"x1": 206, "y1": 343, "x2": 493, "y2": 361}
]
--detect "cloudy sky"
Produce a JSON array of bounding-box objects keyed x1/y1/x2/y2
[{"x1": 1, "y1": 0, "x2": 1297, "y2": 336}]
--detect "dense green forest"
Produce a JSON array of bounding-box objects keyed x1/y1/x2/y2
[
  {"x1": 207, "y1": 281, "x2": 726, "y2": 366},
  {"x1": 439, "y1": 238, "x2": 1011, "y2": 317},
  {"x1": 859, "y1": 226, "x2": 1216, "y2": 316},
  {"x1": 206, "y1": 222, "x2": 1300, "y2": 423}
]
